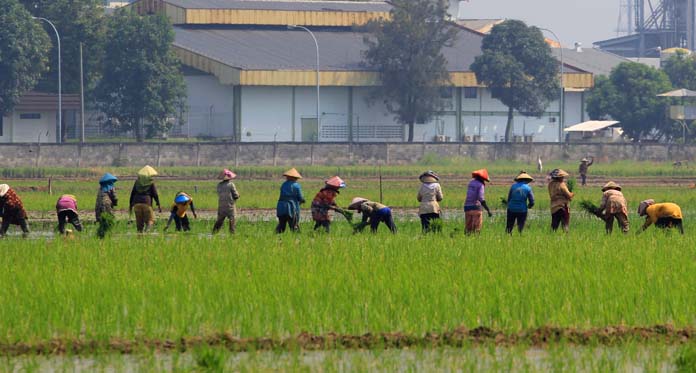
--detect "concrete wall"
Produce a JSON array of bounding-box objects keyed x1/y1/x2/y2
[{"x1": 0, "y1": 142, "x2": 693, "y2": 168}]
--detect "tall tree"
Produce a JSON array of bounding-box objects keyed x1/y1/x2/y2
[
  {"x1": 471, "y1": 20, "x2": 560, "y2": 142},
  {"x1": 662, "y1": 51, "x2": 696, "y2": 90},
  {"x1": 95, "y1": 9, "x2": 186, "y2": 142},
  {"x1": 363, "y1": 0, "x2": 457, "y2": 142},
  {"x1": 20, "y1": 0, "x2": 106, "y2": 95},
  {"x1": 0, "y1": 0, "x2": 51, "y2": 115},
  {"x1": 586, "y1": 62, "x2": 672, "y2": 141}
]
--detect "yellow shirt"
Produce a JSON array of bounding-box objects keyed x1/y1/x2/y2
[
  {"x1": 548, "y1": 180, "x2": 574, "y2": 213},
  {"x1": 643, "y1": 203, "x2": 683, "y2": 229}
]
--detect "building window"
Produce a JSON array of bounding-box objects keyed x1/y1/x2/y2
[
  {"x1": 20, "y1": 113, "x2": 41, "y2": 120},
  {"x1": 464, "y1": 87, "x2": 478, "y2": 99},
  {"x1": 439, "y1": 87, "x2": 454, "y2": 99}
]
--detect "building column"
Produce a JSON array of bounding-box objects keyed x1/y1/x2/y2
[
  {"x1": 456, "y1": 87, "x2": 462, "y2": 142},
  {"x1": 291, "y1": 87, "x2": 296, "y2": 142},
  {"x1": 348, "y1": 86, "x2": 354, "y2": 143},
  {"x1": 233, "y1": 85, "x2": 242, "y2": 142}
]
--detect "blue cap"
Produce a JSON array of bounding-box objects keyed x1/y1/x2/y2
[{"x1": 175, "y1": 194, "x2": 190, "y2": 204}]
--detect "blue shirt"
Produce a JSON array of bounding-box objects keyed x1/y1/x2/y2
[
  {"x1": 507, "y1": 182, "x2": 535, "y2": 213},
  {"x1": 276, "y1": 180, "x2": 304, "y2": 217}
]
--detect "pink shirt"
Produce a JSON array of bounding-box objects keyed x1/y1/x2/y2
[{"x1": 56, "y1": 195, "x2": 78, "y2": 212}]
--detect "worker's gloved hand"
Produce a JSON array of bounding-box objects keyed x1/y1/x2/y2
[
  {"x1": 158, "y1": 206, "x2": 162, "y2": 213},
  {"x1": 193, "y1": 214, "x2": 198, "y2": 219},
  {"x1": 488, "y1": 211, "x2": 493, "y2": 218},
  {"x1": 527, "y1": 203, "x2": 534, "y2": 209}
]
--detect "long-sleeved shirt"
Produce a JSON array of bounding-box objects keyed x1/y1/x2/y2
[
  {"x1": 642, "y1": 203, "x2": 683, "y2": 229},
  {"x1": 56, "y1": 195, "x2": 78, "y2": 213},
  {"x1": 172, "y1": 192, "x2": 196, "y2": 218},
  {"x1": 95, "y1": 188, "x2": 118, "y2": 220},
  {"x1": 311, "y1": 188, "x2": 339, "y2": 222},
  {"x1": 417, "y1": 183, "x2": 443, "y2": 215},
  {"x1": 599, "y1": 189, "x2": 627, "y2": 215},
  {"x1": 216, "y1": 180, "x2": 240, "y2": 211},
  {"x1": 579, "y1": 159, "x2": 594, "y2": 175},
  {"x1": 276, "y1": 180, "x2": 304, "y2": 218},
  {"x1": 129, "y1": 183, "x2": 160, "y2": 208},
  {"x1": 548, "y1": 180, "x2": 573, "y2": 213},
  {"x1": 464, "y1": 179, "x2": 485, "y2": 211},
  {"x1": 0, "y1": 189, "x2": 27, "y2": 220},
  {"x1": 507, "y1": 182, "x2": 535, "y2": 213}
]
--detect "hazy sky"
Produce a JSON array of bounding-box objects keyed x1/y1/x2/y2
[{"x1": 457, "y1": 0, "x2": 622, "y2": 48}]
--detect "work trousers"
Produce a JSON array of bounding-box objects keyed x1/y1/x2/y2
[
  {"x1": 655, "y1": 217, "x2": 684, "y2": 234},
  {"x1": 551, "y1": 206, "x2": 570, "y2": 232},
  {"x1": 420, "y1": 213, "x2": 440, "y2": 233},
  {"x1": 276, "y1": 215, "x2": 299, "y2": 233},
  {"x1": 173, "y1": 215, "x2": 191, "y2": 232},
  {"x1": 506, "y1": 210, "x2": 528, "y2": 234},
  {"x1": 605, "y1": 212, "x2": 629, "y2": 234},
  {"x1": 314, "y1": 220, "x2": 331, "y2": 233},
  {"x1": 57, "y1": 210, "x2": 82, "y2": 234}
]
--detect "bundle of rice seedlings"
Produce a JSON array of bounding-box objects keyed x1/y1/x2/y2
[
  {"x1": 337, "y1": 209, "x2": 354, "y2": 222},
  {"x1": 579, "y1": 200, "x2": 605, "y2": 220},
  {"x1": 500, "y1": 197, "x2": 508, "y2": 208},
  {"x1": 567, "y1": 177, "x2": 577, "y2": 192}
]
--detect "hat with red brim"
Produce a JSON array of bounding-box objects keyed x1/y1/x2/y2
[{"x1": 472, "y1": 169, "x2": 490, "y2": 182}]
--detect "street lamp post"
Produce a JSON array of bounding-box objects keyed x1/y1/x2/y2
[
  {"x1": 33, "y1": 16, "x2": 62, "y2": 143},
  {"x1": 288, "y1": 25, "x2": 320, "y2": 139},
  {"x1": 539, "y1": 28, "x2": 563, "y2": 143}
]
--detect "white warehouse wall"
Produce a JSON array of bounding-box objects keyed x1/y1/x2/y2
[
  {"x1": 8, "y1": 111, "x2": 56, "y2": 143},
  {"x1": 184, "y1": 75, "x2": 235, "y2": 138},
  {"x1": 185, "y1": 72, "x2": 589, "y2": 143}
]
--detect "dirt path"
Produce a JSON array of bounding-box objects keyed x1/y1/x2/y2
[{"x1": 1, "y1": 325, "x2": 691, "y2": 356}]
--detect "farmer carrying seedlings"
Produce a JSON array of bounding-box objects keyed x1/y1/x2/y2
[
  {"x1": 276, "y1": 168, "x2": 305, "y2": 233},
  {"x1": 213, "y1": 169, "x2": 240, "y2": 234},
  {"x1": 311, "y1": 176, "x2": 350, "y2": 233},
  {"x1": 348, "y1": 197, "x2": 397, "y2": 233},
  {"x1": 598, "y1": 181, "x2": 629, "y2": 234},
  {"x1": 578, "y1": 157, "x2": 594, "y2": 186},
  {"x1": 165, "y1": 192, "x2": 197, "y2": 232},
  {"x1": 56, "y1": 194, "x2": 83, "y2": 235},
  {"x1": 95, "y1": 173, "x2": 118, "y2": 221},
  {"x1": 417, "y1": 170, "x2": 443, "y2": 233},
  {"x1": 637, "y1": 200, "x2": 684, "y2": 234},
  {"x1": 0, "y1": 184, "x2": 29, "y2": 237},
  {"x1": 464, "y1": 169, "x2": 492, "y2": 235},
  {"x1": 129, "y1": 165, "x2": 161, "y2": 233},
  {"x1": 506, "y1": 171, "x2": 535, "y2": 234},
  {"x1": 548, "y1": 169, "x2": 574, "y2": 233}
]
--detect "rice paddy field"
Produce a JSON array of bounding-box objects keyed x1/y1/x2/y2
[{"x1": 1, "y1": 159, "x2": 695, "y2": 371}]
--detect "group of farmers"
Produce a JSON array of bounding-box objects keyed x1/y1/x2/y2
[{"x1": 0, "y1": 161, "x2": 685, "y2": 237}]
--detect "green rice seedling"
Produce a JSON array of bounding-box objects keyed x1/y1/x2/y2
[{"x1": 676, "y1": 343, "x2": 696, "y2": 372}]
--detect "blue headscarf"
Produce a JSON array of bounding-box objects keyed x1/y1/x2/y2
[{"x1": 99, "y1": 173, "x2": 118, "y2": 192}]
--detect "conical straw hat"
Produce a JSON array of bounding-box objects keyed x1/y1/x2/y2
[
  {"x1": 219, "y1": 169, "x2": 237, "y2": 180},
  {"x1": 550, "y1": 169, "x2": 569, "y2": 178},
  {"x1": 137, "y1": 165, "x2": 158, "y2": 177},
  {"x1": 472, "y1": 169, "x2": 490, "y2": 182},
  {"x1": 0, "y1": 184, "x2": 9, "y2": 197},
  {"x1": 514, "y1": 172, "x2": 534, "y2": 182},
  {"x1": 419, "y1": 170, "x2": 440, "y2": 183},
  {"x1": 348, "y1": 197, "x2": 368, "y2": 210},
  {"x1": 602, "y1": 181, "x2": 622, "y2": 191},
  {"x1": 283, "y1": 168, "x2": 302, "y2": 179},
  {"x1": 325, "y1": 176, "x2": 345, "y2": 189}
]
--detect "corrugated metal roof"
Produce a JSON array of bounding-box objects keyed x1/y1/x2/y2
[
  {"x1": 173, "y1": 25, "x2": 486, "y2": 72},
  {"x1": 455, "y1": 19, "x2": 503, "y2": 34},
  {"x1": 15, "y1": 92, "x2": 81, "y2": 111},
  {"x1": 564, "y1": 120, "x2": 620, "y2": 132},
  {"x1": 551, "y1": 47, "x2": 628, "y2": 76},
  {"x1": 164, "y1": 0, "x2": 391, "y2": 12}
]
